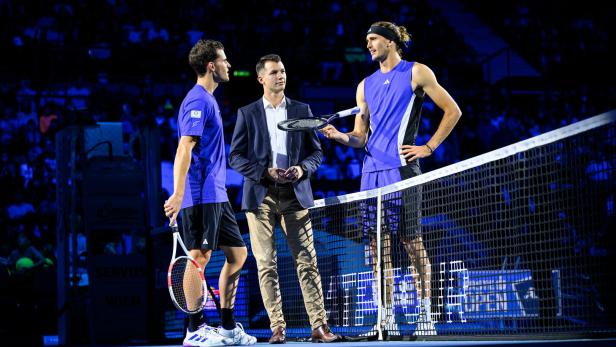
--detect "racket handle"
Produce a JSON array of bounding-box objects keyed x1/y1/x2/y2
[{"x1": 336, "y1": 106, "x2": 361, "y2": 118}]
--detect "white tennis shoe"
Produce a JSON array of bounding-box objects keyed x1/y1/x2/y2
[
  {"x1": 219, "y1": 323, "x2": 257, "y2": 345},
  {"x1": 184, "y1": 324, "x2": 234, "y2": 346}
]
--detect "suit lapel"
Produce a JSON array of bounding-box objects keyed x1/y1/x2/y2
[
  {"x1": 285, "y1": 97, "x2": 296, "y2": 164},
  {"x1": 285, "y1": 97, "x2": 297, "y2": 119}
]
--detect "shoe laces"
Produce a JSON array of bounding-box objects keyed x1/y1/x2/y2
[
  {"x1": 199, "y1": 324, "x2": 223, "y2": 338},
  {"x1": 230, "y1": 322, "x2": 250, "y2": 336},
  {"x1": 232, "y1": 323, "x2": 256, "y2": 344},
  {"x1": 199, "y1": 324, "x2": 211, "y2": 334}
]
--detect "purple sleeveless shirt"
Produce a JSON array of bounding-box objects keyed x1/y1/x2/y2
[{"x1": 363, "y1": 60, "x2": 425, "y2": 173}]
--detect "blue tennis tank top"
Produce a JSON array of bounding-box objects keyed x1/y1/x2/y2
[{"x1": 363, "y1": 60, "x2": 425, "y2": 173}]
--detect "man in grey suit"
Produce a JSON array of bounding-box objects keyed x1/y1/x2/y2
[{"x1": 229, "y1": 54, "x2": 340, "y2": 344}]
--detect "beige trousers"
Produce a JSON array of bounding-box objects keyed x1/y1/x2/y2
[{"x1": 246, "y1": 186, "x2": 326, "y2": 331}]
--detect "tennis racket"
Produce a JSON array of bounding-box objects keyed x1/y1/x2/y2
[
  {"x1": 277, "y1": 106, "x2": 360, "y2": 132},
  {"x1": 167, "y1": 221, "x2": 208, "y2": 314}
]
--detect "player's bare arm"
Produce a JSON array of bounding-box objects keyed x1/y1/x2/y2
[
  {"x1": 164, "y1": 135, "x2": 198, "y2": 223},
  {"x1": 401, "y1": 63, "x2": 462, "y2": 162}
]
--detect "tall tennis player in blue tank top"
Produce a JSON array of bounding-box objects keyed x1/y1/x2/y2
[{"x1": 321, "y1": 21, "x2": 461, "y2": 336}]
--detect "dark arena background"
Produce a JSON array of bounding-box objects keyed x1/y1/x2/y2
[{"x1": 1, "y1": 1, "x2": 615, "y2": 346}]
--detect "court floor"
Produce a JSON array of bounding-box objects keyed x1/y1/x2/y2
[{"x1": 98, "y1": 338, "x2": 616, "y2": 347}]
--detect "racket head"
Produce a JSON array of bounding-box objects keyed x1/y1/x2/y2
[
  {"x1": 277, "y1": 117, "x2": 328, "y2": 131},
  {"x1": 167, "y1": 255, "x2": 208, "y2": 314}
]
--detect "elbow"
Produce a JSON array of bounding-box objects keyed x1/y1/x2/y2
[
  {"x1": 228, "y1": 152, "x2": 239, "y2": 169},
  {"x1": 360, "y1": 136, "x2": 369, "y2": 147},
  {"x1": 349, "y1": 132, "x2": 367, "y2": 148},
  {"x1": 315, "y1": 150, "x2": 323, "y2": 166},
  {"x1": 447, "y1": 107, "x2": 462, "y2": 124},
  {"x1": 454, "y1": 105, "x2": 462, "y2": 120},
  {"x1": 355, "y1": 137, "x2": 368, "y2": 149}
]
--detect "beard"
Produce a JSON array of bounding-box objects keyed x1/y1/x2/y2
[{"x1": 214, "y1": 71, "x2": 229, "y2": 83}]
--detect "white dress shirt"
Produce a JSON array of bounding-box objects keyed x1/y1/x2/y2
[{"x1": 263, "y1": 97, "x2": 288, "y2": 169}]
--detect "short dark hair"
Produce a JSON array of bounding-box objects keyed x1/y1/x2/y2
[
  {"x1": 256, "y1": 54, "x2": 282, "y2": 75},
  {"x1": 189, "y1": 39, "x2": 224, "y2": 77}
]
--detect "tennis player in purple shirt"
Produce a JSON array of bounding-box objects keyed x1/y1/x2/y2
[
  {"x1": 164, "y1": 39, "x2": 256, "y2": 347},
  {"x1": 321, "y1": 21, "x2": 461, "y2": 336}
]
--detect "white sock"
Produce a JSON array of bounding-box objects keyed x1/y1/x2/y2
[
  {"x1": 383, "y1": 306, "x2": 394, "y2": 322},
  {"x1": 381, "y1": 306, "x2": 395, "y2": 324},
  {"x1": 421, "y1": 298, "x2": 432, "y2": 320}
]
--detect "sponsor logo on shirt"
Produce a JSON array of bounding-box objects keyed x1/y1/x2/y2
[
  {"x1": 192, "y1": 120, "x2": 200, "y2": 128},
  {"x1": 190, "y1": 110, "x2": 202, "y2": 119},
  {"x1": 383, "y1": 79, "x2": 390, "y2": 85}
]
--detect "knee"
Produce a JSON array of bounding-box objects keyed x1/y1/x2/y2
[
  {"x1": 295, "y1": 255, "x2": 319, "y2": 273},
  {"x1": 296, "y1": 262, "x2": 321, "y2": 282},
  {"x1": 226, "y1": 247, "x2": 247, "y2": 266},
  {"x1": 258, "y1": 266, "x2": 279, "y2": 280},
  {"x1": 193, "y1": 250, "x2": 212, "y2": 267},
  {"x1": 404, "y1": 237, "x2": 428, "y2": 256},
  {"x1": 237, "y1": 247, "x2": 248, "y2": 263},
  {"x1": 295, "y1": 258, "x2": 314, "y2": 271}
]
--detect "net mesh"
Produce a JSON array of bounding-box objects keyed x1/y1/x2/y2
[
  {"x1": 169, "y1": 257, "x2": 205, "y2": 313},
  {"x1": 301, "y1": 111, "x2": 616, "y2": 338}
]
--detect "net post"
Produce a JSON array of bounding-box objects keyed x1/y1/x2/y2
[{"x1": 376, "y1": 188, "x2": 383, "y2": 341}]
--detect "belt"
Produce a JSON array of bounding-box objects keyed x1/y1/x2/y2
[{"x1": 264, "y1": 181, "x2": 293, "y2": 189}]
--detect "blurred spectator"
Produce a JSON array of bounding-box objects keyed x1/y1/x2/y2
[
  {"x1": 8, "y1": 233, "x2": 51, "y2": 273},
  {"x1": 6, "y1": 191, "x2": 35, "y2": 221},
  {"x1": 16, "y1": 80, "x2": 37, "y2": 114},
  {"x1": 66, "y1": 78, "x2": 91, "y2": 110},
  {"x1": 39, "y1": 104, "x2": 59, "y2": 134}
]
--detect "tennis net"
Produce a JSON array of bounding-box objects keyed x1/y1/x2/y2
[{"x1": 302, "y1": 110, "x2": 616, "y2": 339}]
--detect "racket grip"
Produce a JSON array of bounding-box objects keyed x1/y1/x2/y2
[
  {"x1": 169, "y1": 219, "x2": 179, "y2": 231},
  {"x1": 336, "y1": 106, "x2": 361, "y2": 118}
]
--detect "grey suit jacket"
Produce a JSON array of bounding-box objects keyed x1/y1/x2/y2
[{"x1": 229, "y1": 97, "x2": 322, "y2": 211}]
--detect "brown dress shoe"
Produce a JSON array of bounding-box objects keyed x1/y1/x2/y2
[
  {"x1": 269, "y1": 326, "x2": 286, "y2": 344},
  {"x1": 311, "y1": 324, "x2": 341, "y2": 343}
]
